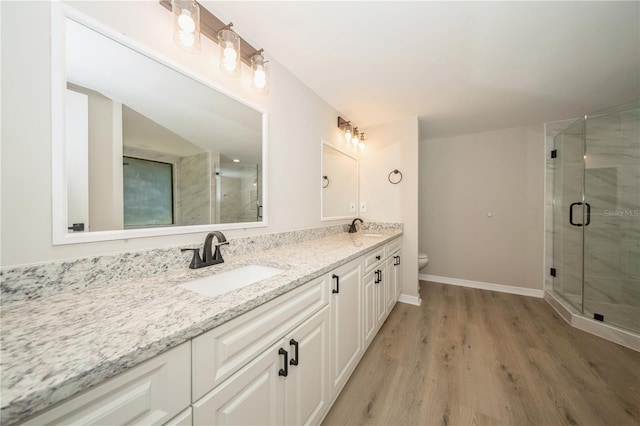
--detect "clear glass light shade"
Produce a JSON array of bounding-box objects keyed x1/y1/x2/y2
[
  {"x1": 218, "y1": 29, "x2": 241, "y2": 76},
  {"x1": 172, "y1": 0, "x2": 200, "y2": 53},
  {"x1": 352, "y1": 129, "x2": 359, "y2": 146},
  {"x1": 251, "y1": 53, "x2": 269, "y2": 93},
  {"x1": 344, "y1": 123, "x2": 353, "y2": 142}
]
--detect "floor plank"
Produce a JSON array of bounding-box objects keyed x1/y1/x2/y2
[{"x1": 322, "y1": 281, "x2": 640, "y2": 426}]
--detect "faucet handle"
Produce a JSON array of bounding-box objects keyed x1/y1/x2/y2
[{"x1": 181, "y1": 248, "x2": 203, "y2": 269}]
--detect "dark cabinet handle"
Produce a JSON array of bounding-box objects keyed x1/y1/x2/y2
[
  {"x1": 289, "y1": 339, "x2": 299, "y2": 366},
  {"x1": 585, "y1": 202, "x2": 591, "y2": 226},
  {"x1": 375, "y1": 270, "x2": 382, "y2": 284},
  {"x1": 569, "y1": 202, "x2": 583, "y2": 227},
  {"x1": 375, "y1": 255, "x2": 381, "y2": 260},
  {"x1": 278, "y1": 348, "x2": 288, "y2": 377},
  {"x1": 332, "y1": 274, "x2": 340, "y2": 294},
  {"x1": 394, "y1": 255, "x2": 400, "y2": 266}
]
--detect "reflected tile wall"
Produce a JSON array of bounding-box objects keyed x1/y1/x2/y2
[{"x1": 179, "y1": 152, "x2": 211, "y2": 225}]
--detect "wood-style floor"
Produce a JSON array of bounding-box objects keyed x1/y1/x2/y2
[{"x1": 322, "y1": 281, "x2": 640, "y2": 426}]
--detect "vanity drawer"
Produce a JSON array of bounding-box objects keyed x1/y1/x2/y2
[
  {"x1": 191, "y1": 276, "x2": 329, "y2": 401},
  {"x1": 363, "y1": 247, "x2": 386, "y2": 274},
  {"x1": 386, "y1": 237, "x2": 401, "y2": 256}
]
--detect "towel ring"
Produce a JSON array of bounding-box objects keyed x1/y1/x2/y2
[
  {"x1": 388, "y1": 169, "x2": 403, "y2": 184},
  {"x1": 322, "y1": 175, "x2": 330, "y2": 188}
]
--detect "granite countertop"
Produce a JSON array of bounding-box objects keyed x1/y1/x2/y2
[{"x1": 0, "y1": 230, "x2": 402, "y2": 424}]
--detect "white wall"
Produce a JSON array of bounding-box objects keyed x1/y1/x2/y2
[
  {"x1": 361, "y1": 117, "x2": 420, "y2": 303},
  {"x1": 419, "y1": 125, "x2": 545, "y2": 291},
  {"x1": 0, "y1": 1, "x2": 349, "y2": 267}
]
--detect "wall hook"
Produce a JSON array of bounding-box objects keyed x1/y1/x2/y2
[{"x1": 388, "y1": 169, "x2": 402, "y2": 184}]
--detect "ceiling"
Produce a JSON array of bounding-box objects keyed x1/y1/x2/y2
[{"x1": 204, "y1": 1, "x2": 639, "y2": 139}]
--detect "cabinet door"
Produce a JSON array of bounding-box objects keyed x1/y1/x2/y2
[
  {"x1": 285, "y1": 306, "x2": 331, "y2": 426},
  {"x1": 193, "y1": 340, "x2": 286, "y2": 426},
  {"x1": 394, "y1": 251, "x2": 403, "y2": 301},
  {"x1": 330, "y1": 259, "x2": 362, "y2": 395},
  {"x1": 362, "y1": 269, "x2": 377, "y2": 349},
  {"x1": 375, "y1": 268, "x2": 386, "y2": 327},
  {"x1": 386, "y1": 257, "x2": 396, "y2": 313}
]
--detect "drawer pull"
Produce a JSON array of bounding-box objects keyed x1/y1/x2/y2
[
  {"x1": 289, "y1": 339, "x2": 299, "y2": 366},
  {"x1": 278, "y1": 348, "x2": 288, "y2": 377},
  {"x1": 332, "y1": 274, "x2": 340, "y2": 294},
  {"x1": 375, "y1": 255, "x2": 381, "y2": 260}
]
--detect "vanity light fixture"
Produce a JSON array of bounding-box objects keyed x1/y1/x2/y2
[
  {"x1": 344, "y1": 124, "x2": 353, "y2": 142},
  {"x1": 218, "y1": 26, "x2": 241, "y2": 76},
  {"x1": 358, "y1": 133, "x2": 366, "y2": 151},
  {"x1": 251, "y1": 50, "x2": 269, "y2": 93},
  {"x1": 171, "y1": 0, "x2": 201, "y2": 52},
  {"x1": 337, "y1": 116, "x2": 366, "y2": 150},
  {"x1": 162, "y1": 0, "x2": 269, "y2": 92}
]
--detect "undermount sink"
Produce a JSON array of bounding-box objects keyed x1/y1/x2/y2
[
  {"x1": 180, "y1": 265, "x2": 284, "y2": 298},
  {"x1": 362, "y1": 233, "x2": 384, "y2": 237}
]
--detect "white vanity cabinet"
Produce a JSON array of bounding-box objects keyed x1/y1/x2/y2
[
  {"x1": 15, "y1": 236, "x2": 402, "y2": 426},
  {"x1": 191, "y1": 276, "x2": 331, "y2": 426},
  {"x1": 363, "y1": 237, "x2": 402, "y2": 351},
  {"x1": 23, "y1": 342, "x2": 191, "y2": 426},
  {"x1": 329, "y1": 258, "x2": 362, "y2": 396}
]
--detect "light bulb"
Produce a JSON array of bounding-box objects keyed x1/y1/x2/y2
[
  {"x1": 178, "y1": 31, "x2": 195, "y2": 47},
  {"x1": 222, "y1": 42, "x2": 238, "y2": 72},
  {"x1": 359, "y1": 142, "x2": 365, "y2": 151},
  {"x1": 352, "y1": 133, "x2": 359, "y2": 146},
  {"x1": 345, "y1": 127, "x2": 352, "y2": 142},
  {"x1": 253, "y1": 66, "x2": 267, "y2": 89},
  {"x1": 224, "y1": 41, "x2": 237, "y2": 61},
  {"x1": 178, "y1": 10, "x2": 196, "y2": 33}
]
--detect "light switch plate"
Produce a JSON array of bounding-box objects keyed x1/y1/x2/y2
[
  {"x1": 350, "y1": 202, "x2": 356, "y2": 212},
  {"x1": 360, "y1": 201, "x2": 367, "y2": 212}
]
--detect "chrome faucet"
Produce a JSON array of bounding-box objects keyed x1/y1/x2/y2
[
  {"x1": 181, "y1": 231, "x2": 230, "y2": 269},
  {"x1": 348, "y1": 218, "x2": 363, "y2": 233}
]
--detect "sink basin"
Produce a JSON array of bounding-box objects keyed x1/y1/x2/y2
[
  {"x1": 362, "y1": 233, "x2": 384, "y2": 237},
  {"x1": 180, "y1": 265, "x2": 284, "y2": 298}
]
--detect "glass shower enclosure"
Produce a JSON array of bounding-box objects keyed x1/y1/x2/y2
[{"x1": 551, "y1": 104, "x2": 639, "y2": 334}]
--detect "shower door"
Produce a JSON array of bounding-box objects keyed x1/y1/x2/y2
[
  {"x1": 552, "y1": 119, "x2": 585, "y2": 311},
  {"x1": 583, "y1": 108, "x2": 640, "y2": 332}
]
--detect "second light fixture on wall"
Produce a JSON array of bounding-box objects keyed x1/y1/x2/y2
[{"x1": 168, "y1": 0, "x2": 269, "y2": 94}]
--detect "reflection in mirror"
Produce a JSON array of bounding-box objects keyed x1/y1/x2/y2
[
  {"x1": 54, "y1": 11, "x2": 266, "y2": 244},
  {"x1": 321, "y1": 142, "x2": 358, "y2": 220}
]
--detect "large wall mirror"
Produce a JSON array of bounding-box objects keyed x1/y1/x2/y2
[
  {"x1": 52, "y1": 5, "x2": 267, "y2": 244},
  {"x1": 321, "y1": 141, "x2": 359, "y2": 220}
]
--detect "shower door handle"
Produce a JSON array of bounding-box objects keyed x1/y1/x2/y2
[
  {"x1": 569, "y1": 202, "x2": 583, "y2": 227},
  {"x1": 585, "y1": 202, "x2": 591, "y2": 226}
]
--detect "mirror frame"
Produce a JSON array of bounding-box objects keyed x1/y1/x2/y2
[
  {"x1": 51, "y1": 3, "x2": 268, "y2": 245},
  {"x1": 320, "y1": 140, "x2": 359, "y2": 221}
]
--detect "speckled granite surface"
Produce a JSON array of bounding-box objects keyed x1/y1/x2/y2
[
  {"x1": 0, "y1": 224, "x2": 402, "y2": 424},
  {"x1": 0, "y1": 223, "x2": 401, "y2": 307}
]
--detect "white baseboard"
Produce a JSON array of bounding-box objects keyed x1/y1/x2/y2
[
  {"x1": 398, "y1": 293, "x2": 422, "y2": 306},
  {"x1": 419, "y1": 274, "x2": 544, "y2": 298}
]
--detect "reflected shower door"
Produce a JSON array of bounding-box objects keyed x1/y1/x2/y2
[
  {"x1": 583, "y1": 108, "x2": 640, "y2": 332},
  {"x1": 552, "y1": 119, "x2": 585, "y2": 311}
]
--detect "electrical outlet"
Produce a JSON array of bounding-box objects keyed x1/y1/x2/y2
[
  {"x1": 360, "y1": 201, "x2": 367, "y2": 212},
  {"x1": 350, "y1": 202, "x2": 356, "y2": 212}
]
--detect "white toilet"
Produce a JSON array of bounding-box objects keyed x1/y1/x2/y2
[{"x1": 418, "y1": 252, "x2": 429, "y2": 270}]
